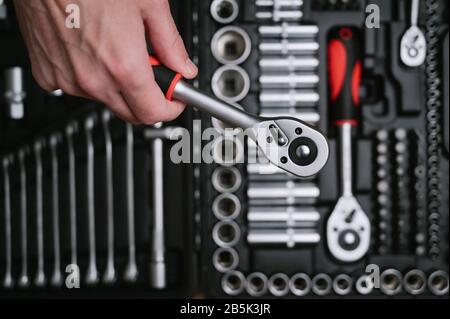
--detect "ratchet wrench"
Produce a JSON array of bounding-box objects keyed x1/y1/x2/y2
[
  {"x1": 326, "y1": 28, "x2": 370, "y2": 263},
  {"x1": 149, "y1": 56, "x2": 329, "y2": 178}
]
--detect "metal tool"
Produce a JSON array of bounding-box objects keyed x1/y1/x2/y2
[
  {"x1": 259, "y1": 90, "x2": 320, "y2": 107},
  {"x1": 259, "y1": 40, "x2": 319, "y2": 54},
  {"x1": 259, "y1": 73, "x2": 319, "y2": 89},
  {"x1": 255, "y1": 0, "x2": 303, "y2": 7},
  {"x1": 248, "y1": 207, "x2": 319, "y2": 226},
  {"x1": 2, "y1": 156, "x2": 14, "y2": 289},
  {"x1": 256, "y1": 10, "x2": 303, "y2": 21},
  {"x1": 247, "y1": 182, "x2": 320, "y2": 201},
  {"x1": 212, "y1": 193, "x2": 241, "y2": 220},
  {"x1": 66, "y1": 123, "x2": 78, "y2": 266},
  {"x1": 50, "y1": 134, "x2": 63, "y2": 287},
  {"x1": 222, "y1": 271, "x2": 246, "y2": 296},
  {"x1": 18, "y1": 148, "x2": 30, "y2": 288},
  {"x1": 246, "y1": 272, "x2": 269, "y2": 297},
  {"x1": 311, "y1": 274, "x2": 332, "y2": 296},
  {"x1": 211, "y1": 65, "x2": 250, "y2": 103},
  {"x1": 400, "y1": 0, "x2": 427, "y2": 67},
  {"x1": 355, "y1": 275, "x2": 373, "y2": 295},
  {"x1": 268, "y1": 273, "x2": 290, "y2": 297},
  {"x1": 212, "y1": 136, "x2": 245, "y2": 166},
  {"x1": 4, "y1": 67, "x2": 26, "y2": 120},
  {"x1": 0, "y1": 0, "x2": 7, "y2": 19},
  {"x1": 124, "y1": 123, "x2": 138, "y2": 283},
  {"x1": 259, "y1": 56, "x2": 319, "y2": 71},
  {"x1": 34, "y1": 139, "x2": 46, "y2": 287},
  {"x1": 289, "y1": 273, "x2": 311, "y2": 296},
  {"x1": 247, "y1": 229, "x2": 320, "y2": 247},
  {"x1": 380, "y1": 269, "x2": 403, "y2": 296},
  {"x1": 211, "y1": 166, "x2": 242, "y2": 193},
  {"x1": 150, "y1": 56, "x2": 329, "y2": 178},
  {"x1": 210, "y1": 0, "x2": 239, "y2": 24},
  {"x1": 149, "y1": 123, "x2": 167, "y2": 289},
  {"x1": 259, "y1": 24, "x2": 318, "y2": 38},
  {"x1": 211, "y1": 26, "x2": 251, "y2": 65},
  {"x1": 333, "y1": 274, "x2": 353, "y2": 296},
  {"x1": 212, "y1": 221, "x2": 241, "y2": 248},
  {"x1": 428, "y1": 271, "x2": 449, "y2": 296},
  {"x1": 102, "y1": 111, "x2": 116, "y2": 285},
  {"x1": 403, "y1": 270, "x2": 427, "y2": 295},
  {"x1": 84, "y1": 116, "x2": 99, "y2": 285},
  {"x1": 212, "y1": 248, "x2": 239, "y2": 273},
  {"x1": 326, "y1": 27, "x2": 370, "y2": 263}
]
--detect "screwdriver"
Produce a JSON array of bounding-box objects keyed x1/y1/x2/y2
[{"x1": 326, "y1": 27, "x2": 371, "y2": 263}]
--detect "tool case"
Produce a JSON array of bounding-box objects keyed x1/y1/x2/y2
[{"x1": 0, "y1": 0, "x2": 449, "y2": 298}]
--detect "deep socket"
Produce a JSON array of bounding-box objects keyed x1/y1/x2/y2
[
  {"x1": 222, "y1": 271, "x2": 246, "y2": 296},
  {"x1": 247, "y1": 229, "x2": 320, "y2": 247},
  {"x1": 380, "y1": 269, "x2": 403, "y2": 296},
  {"x1": 259, "y1": 73, "x2": 319, "y2": 89},
  {"x1": 255, "y1": 0, "x2": 303, "y2": 7},
  {"x1": 212, "y1": 221, "x2": 241, "y2": 247},
  {"x1": 268, "y1": 273, "x2": 290, "y2": 297},
  {"x1": 256, "y1": 10, "x2": 303, "y2": 21},
  {"x1": 212, "y1": 193, "x2": 241, "y2": 220},
  {"x1": 403, "y1": 270, "x2": 427, "y2": 295},
  {"x1": 212, "y1": 166, "x2": 242, "y2": 193},
  {"x1": 210, "y1": 0, "x2": 239, "y2": 24},
  {"x1": 246, "y1": 273, "x2": 269, "y2": 297},
  {"x1": 212, "y1": 247, "x2": 239, "y2": 273},
  {"x1": 4, "y1": 66, "x2": 26, "y2": 119},
  {"x1": 312, "y1": 274, "x2": 332, "y2": 296},
  {"x1": 247, "y1": 207, "x2": 319, "y2": 226},
  {"x1": 259, "y1": 110, "x2": 320, "y2": 124},
  {"x1": 428, "y1": 271, "x2": 449, "y2": 296},
  {"x1": 259, "y1": 25, "x2": 318, "y2": 38},
  {"x1": 333, "y1": 274, "x2": 353, "y2": 296},
  {"x1": 259, "y1": 57, "x2": 319, "y2": 71},
  {"x1": 289, "y1": 273, "x2": 311, "y2": 296},
  {"x1": 211, "y1": 65, "x2": 250, "y2": 103},
  {"x1": 259, "y1": 40, "x2": 319, "y2": 54},
  {"x1": 259, "y1": 90, "x2": 320, "y2": 107},
  {"x1": 211, "y1": 26, "x2": 251, "y2": 65},
  {"x1": 247, "y1": 182, "x2": 320, "y2": 200}
]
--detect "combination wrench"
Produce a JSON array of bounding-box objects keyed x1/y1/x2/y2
[
  {"x1": 124, "y1": 123, "x2": 138, "y2": 283},
  {"x1": 66, "y1": 123, "x2": 78, "y2": 266},
  {"x1": 2, "y1": 156, "x2": 14, "y2": 289},
  {"x1": 102, "y1": 111, "x2": 116, "y2": 284},
  {"x1": 34, "y1": 139, "x2": 46, "y2": 287},
  {"x1": 149, "y1": 56, "x2": 329, "y2": 178},
  {"x1": 49, "y1": 134, "x2": 63, "y2": 287},
  {"x1": 326, "y1": 27, "x2": 370, "y2": 263},
  {"x1": 84, "y1": 116, "x2": 99, "y2": 285},
  {"x1": 18, "y1": 148, "x2": 30, "y2": 287}
]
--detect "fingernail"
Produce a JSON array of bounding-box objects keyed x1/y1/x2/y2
[{"x1": 185, "y1": 59, "x2": 198, "y2": 77}]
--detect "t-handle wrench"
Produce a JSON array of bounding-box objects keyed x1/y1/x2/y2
[
  {"x1": 326, "y1": 28, "x2": 370, "y2": 263},
  {"x1": 2, "y1": 155, "x2": 14, "y2": 289},
  {"x1": 149, "y1": 56, "x2": 329, "y2": 178}
]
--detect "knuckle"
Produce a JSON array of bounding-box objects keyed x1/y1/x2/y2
[
  {"x1": 109, "y1": 59, "x2": 140, "y2": 88},
  {"x1": 73, "y1": 70, "x2": 100, "y2": 95}
]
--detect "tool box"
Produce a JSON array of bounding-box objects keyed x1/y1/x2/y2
[{"x1": 0, "y1": 0, "x2": 448, "y2": 298}]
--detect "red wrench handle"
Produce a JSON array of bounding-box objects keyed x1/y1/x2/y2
[
  {"x1": 149, "y1": 56, "x2": 184, "y2": 101},
  {"x1": 328, "y1": 27, "x2": 362, "y2": 127}
]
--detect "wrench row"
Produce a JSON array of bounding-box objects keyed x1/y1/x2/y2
[
  {"x1": 1, "y1": 111, "x2": 144, "y2": 289},
  {"x1": 221, "y1": 269, "x2": 449, "y2": 297}
]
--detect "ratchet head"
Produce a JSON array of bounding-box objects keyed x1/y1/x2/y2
[{"x1": 253, "y1": 117, "x2": 329, "y2": 178}]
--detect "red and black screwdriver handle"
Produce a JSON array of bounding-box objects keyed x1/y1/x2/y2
[
  {"x1": 327, "y1": 27, "x2": 363, "y2": 127},
  {"x1": 149, "y1": 56, "x2": 185, "y2": 101}
]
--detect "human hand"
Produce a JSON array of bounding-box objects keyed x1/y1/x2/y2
[{"x1": 14, "y1": 0, "x2": 198, "y2": 124}]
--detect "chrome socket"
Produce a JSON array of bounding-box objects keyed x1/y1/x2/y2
[
  {"x1": 222, "y1": 271, "x2": 246, "y2": 296},
  {"x1": 268, "y1": 273, "x2": 290, "y2": 297},
  {"x1": 259, "y1": 40, "x2": 319, "y2": 55},
  {"x1": 355, "y1": 275, "x2": 374, "y2": 295},
  {"x1": 428, "y1": 271, "x2": 449, "y2": 296},
  {"x1": 212, "y1": 166, "x2": 242, "y2": 193},
  {"x1": 212, "y1": 65, "x2": 250, "y2": 103},
  {"x1": 289, "y1": 273, "x2": 312, "y2": 296},
  {"x1": 247, "y1": 182, "x2": 320, "y2": 205},
  {"x1": 212, "y1": 135, "x2": 245, "y2": 166},
  {"x1": 259, "y1": 73, "x2": 319, "y2": 89},
  {"x1": 210, "y1": 0, "x2": 239, "y2": 24},
  {"x1": 212, "y1": 193, "x2": 241, "y2": 220},
  {"x1": 256, "y1": 10, "x2": 303, "y2": 21},
  {"x1": 258, "y1": 110, "x2": 320, "y2": 125},
  {"x1": 213, "y1": 248, "x2": 239, "y2": 273},
  {"x1": 246, "y1": 272, "x2": 269, "y2": 297},
  {"x1": 259, "y1": 57, "x2": 319, "y2": 72},
  {"x1": 312, "y1": 274, "x2": 332, "y2": 296},
  {"x1": 211, "y1": 26, "x2": 251, "y2": 65},
  {"x1": 248, "y1": 207, "x2": 319, "y2": 227},
  {"x1": 212, "y1": 221, "x2": 241, "y2": 248},
  {"x1": 4, "y1": 67, "x2": 26, "y2": 120},
  {"x1": 333, "y1": 274, "x2": 353, "y2": 296},
  {"x1": 380, "y1": 269, "x2": 403, "y2": 296},
  {"x1": 259, "y1": 24, "x2": 318, "y2": 38},
  {"x1": 259, "y1": 90, "x2": 320, "y2": 108},
  {"x1": 403, "y1": 270, "x2": 427, "y2": 295}
]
